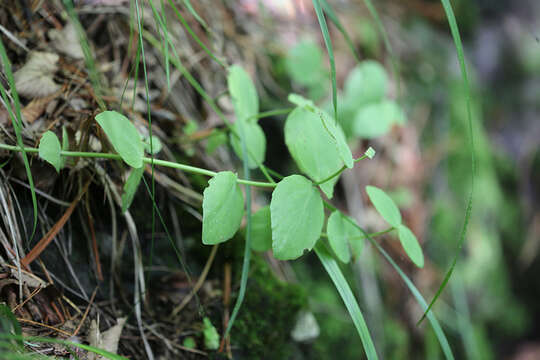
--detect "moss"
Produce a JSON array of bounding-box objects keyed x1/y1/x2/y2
[{"x1": 228, "y1": 251, "x2": 307, "y2": 359}]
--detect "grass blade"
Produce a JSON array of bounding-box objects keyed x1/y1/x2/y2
[
  {"x1": 181, "y1": 0, "x2": 210, "y2": 32},
  {"x1": 312, "y1": 0, "x2": 337, "y2": 120},
  {"x1": 168, "y1": 0, "x2": 226, "y2": 68},
  {"x1": 315, "y1": 242, "x2": 379, "y2": 359},
  {"x1": 0, "y1": 36, "x2": 38, "y2": 241},
  {"x1": 323, "y1": 202, "x2": 454, "y2": 359},
  {"x1": 319, "y1": 0, "x2": 361, "y2": 62},
  {"x1": 418, "y1": 0, "x2": 475, "y2": 325}
]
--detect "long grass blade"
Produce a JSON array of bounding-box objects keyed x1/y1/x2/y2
[
  {"x1": 319, "y1": 0, "x2": 361, "y2": 63},
  {"x1": 315, "y1": 242, "x2": 379, "y2": 359},
  {"x1": 418, "y1": 0, "x2": 475, "y2": 325},
  {"x1": 312, "y1": 0, "x2": 338, "y2": 120},
  {"x1": 181, "y1": 0, "x2": 210, "y2": 32},
  {"x1": 168, "y1": 0, "x2": 226, "y2": 68},
  {"x1": 323, "y1": 202, "x2": 454, "y2": 359},
  {"x1": 0, "y1": 36, "x2": 38, "y2": 241}
]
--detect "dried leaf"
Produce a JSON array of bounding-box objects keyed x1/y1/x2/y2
[
  {"x1": 13, "y1": 52, "x2": 60, "y2": 98},
  {"x1": 21, "y1": 93, "x2": 58, "y2": 123},
  {"x1": 88, "y1": 317, "x2": 127, "y2": 360},
  {"x1": 49, "y1": 23, "x2": 84, "y2": 59}
]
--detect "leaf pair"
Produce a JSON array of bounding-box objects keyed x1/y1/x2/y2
[
  {"x1": 366, "y1": 185, "x2": 424, "y2": 267},
  {"x1": 227, "y1": 65, "x2": 266, "y2": 168},
  {"x1": 339, "y1": 61, "x2": 405, "y2": 139}
]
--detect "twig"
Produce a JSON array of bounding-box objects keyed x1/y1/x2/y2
[{"x1": 172, "y1": 244, "x2": 218, "y2": 316}]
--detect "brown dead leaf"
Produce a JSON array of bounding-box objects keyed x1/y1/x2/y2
[
  {"x1": 21, "y1": 93, "x2": 59, "y2": 123},
  {"x1": 13, "y1": 52, "x2": 60, "y2": 98}
]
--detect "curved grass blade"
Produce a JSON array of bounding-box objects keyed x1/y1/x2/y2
[
  {"x1": 315, "y1": 242, "x2": 379, "y2": 359},
  {"x1": 418, "y1": 0, "x2": 475, "y2": 326},
  {"x1": 181, "y1": 0, "x2": 209, "y2": 32},
  {"x1": 323, "y1": 202, "x2": 454, "y2": 359},
  {"x1": 168, "y1": 0, "x2": 226, "y2": 68},
  {"x1": 312, "y1": 0, "x2": 337, "y2": 120},
  {"x1": 0, "y1": 36, "x2": 38, "y2": 241},
  {"x1": 319, "y1": 0, "x2": 361, "y2": 63}
]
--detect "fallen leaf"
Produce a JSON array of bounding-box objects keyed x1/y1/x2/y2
[
  {"x1": 49, "y1": 23, "x2": 84, "y2": 59},
  {"x1": 88, "y1": 317, "x2": 127, "y2": 360},
  {"x1": 14, "y1": 52, "x2": 60, "y2": 98},
  {"x1": 21, "y1": 93, "x2": 59, "y2": 123}
]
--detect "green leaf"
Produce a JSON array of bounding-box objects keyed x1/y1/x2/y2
[
  {"x1": 366, "y1": 185, "x2": 402, "y2": 227},
  {"x1": 314, "y1": 243, "x2": 378, "y2": 359},
  {"x1": 228, "y1": 65, "x2": 259, "y2": 123},
  {"x1": 270, "y1": 175, "x2": 324, "y2": 260},
  {"x1": 38, "y1": 131, "x2": 62, "y2": 172},
  {"x1": 285, "y1": 40, "x2": 325, "y2": 86},
  {"x1": 288, "y1": 94, "x2": 353, "y2": 169},
  {"x1": 143, "y1": 135, "x2": 162, "y2": 154},
  {"x1": 95, "y1": 110, "x2": 144, "y2": 168},
  {"x1": 327, "y1": 211, "x2": 361, "y2": 263},
  {"x1": 353, "y1": 100, "x2": 404, "y2": 139},
  {"x1": 121, "y1": 166, "x2": 144, "y2": 213},
  {"x1": 288, "y1": 93, "x2": 316, "y2": 111},
  {"x1": 230, "y1": 122, "x2": 266, "y2": 169},
  {"x1": 203, "y1": 317, "x2": 220, "y2": 350},
  {"x1": 398, "y1": 224, "x2": 424, "y2": 268},
  {"x1": 344, "y1": 60, "x2": 387, "y2": 105},
  {"x1": 327, "y1": 212, "x2": 350, "y2": 262},
  {"x1": 202, "y1": 171, "x2": 244, "y2": 245},
  {"x1": 285, "y1": 107, "x2": 343, "y2": 198},
  {"x1": 250, "y1": 206, "x2": 272, "y2": 252},
  {"x1": 319, "y1": 111, "x2": 354, "y2": 168},
  {"x1": 205, "y1": 130, "x2": 227, "y2": 154}
]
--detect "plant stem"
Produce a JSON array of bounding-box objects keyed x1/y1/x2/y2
[
  {"x1": 320, "y1": 227, "x2": 394, "y2": 240},
  {"x1": 314, "y1": 154, "x2": 369, "y2": 186},
  {"x1": 0, "y1": 143, "x2": 277, "y2": 188}
]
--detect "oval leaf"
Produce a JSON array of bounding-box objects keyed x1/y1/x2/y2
[
  {"x1": 344, "y1": 60, "x2": 387, "y2": 105},
  {"x1": 366, "y1": 185, "x2": 402, "y2": 227},
  {"x1": 285, "y1": 107, "x2": 343, "y2": 198},
  {"x1": 39, "y1": 131, "x2": 62, "y2": 172},
  {"x1": 353, "y1": 100, "x2": 404, "y2": 139},
  {"x1": 319, "y1": 111, "x2": 354, "y2": 168},
  {"x1": 230, "y1": 122, "x2": 266, "y2": 169},
  {"x1": 202, "y1": 171, "x2": 244, "y2": 245},
  {"x1": 121, "y1": 166, "x2": 144, "y2": 213},
  {"x1": 285, "y1": 40, "x2": 325, "y2": 87},
  {"x1": 328, "y1": 211, "x2": 365, "y2": 261},
  {"x1": 250, "y1": 206, "x2": 272, "y2": 252},
  {"x1": 228, "y1": 65, "x2": 259, "y2": 123},
  {"x1": 397, "y1": 224, "x2": 424, "y2": 268},
  {"x1": 270, "y1": 175, "x2": 324, "y2": 260},
  {"x1": 95, "y1": 110, "x2": 144, "y2": 168}
]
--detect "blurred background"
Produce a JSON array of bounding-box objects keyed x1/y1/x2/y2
[{"x1": 0, "y1": 0, "x2": 538, "y2": 359}]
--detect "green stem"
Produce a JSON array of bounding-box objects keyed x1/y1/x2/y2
[
  {"x1": 0, "y1": 143, "x2": 276, "y2": 188},
  {"x1": 248, "y1": 108, "x2": 293, "y2": 121},
  {"x1": 314, "y1": 154, "x2": 369, "y2": 186},
  {"x1": 321, "y1": 227, "x2": 394, "y2": 240}
]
